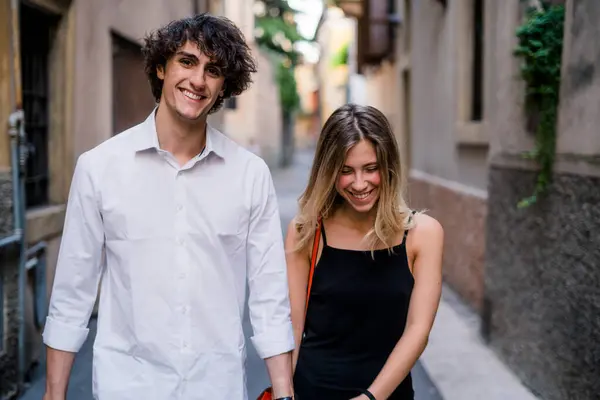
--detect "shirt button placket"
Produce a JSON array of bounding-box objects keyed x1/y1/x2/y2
[{"x1": 174, "y1": 170, "x2": 190, "y2": 353}]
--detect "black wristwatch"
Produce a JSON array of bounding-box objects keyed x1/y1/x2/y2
[
  {"x1": 361, "y1": 389, "x2": 377, "y2": 400},
  {"x1": 274, "y1": 397, "x2": 293, "y2": 400}
]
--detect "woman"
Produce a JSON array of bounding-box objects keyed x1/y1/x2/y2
[{"x1": 286, "y1": 104, "x2": 444, "y2": 400}]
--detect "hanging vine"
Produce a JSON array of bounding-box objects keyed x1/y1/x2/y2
[{"x1": 513, "y1": 1, "x2": 565, "y2": 208}]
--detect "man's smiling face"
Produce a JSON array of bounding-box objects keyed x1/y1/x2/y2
[{"x1": 156, "y1": 41, "x2": 226, "y2": 121}]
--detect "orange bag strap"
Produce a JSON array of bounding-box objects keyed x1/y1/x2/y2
[{"x1": 304, "y1": 217, "x2": 322, "y2": 317}]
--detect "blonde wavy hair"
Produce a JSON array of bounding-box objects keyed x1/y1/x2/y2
[{"x1": 294, "y1": 104, "x2": 415, "y2": 254}]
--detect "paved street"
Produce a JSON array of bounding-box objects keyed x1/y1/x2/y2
[{"x1": 19, "y1": 148, "x2": 442, "y2": 400}]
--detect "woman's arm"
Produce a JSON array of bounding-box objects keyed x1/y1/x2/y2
[
  {"x1": 353, "y1": 213, "x2": 444, "y2": 400},
  {"x1": 284, "y1": 218, "x2": 312, "y2": 372}
]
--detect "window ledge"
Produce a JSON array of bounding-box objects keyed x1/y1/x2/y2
[
  {"x1": 26, "y1": 0, "x2": 70, "y2": 15},
  {"x1": 26, "y1": 204, "x2": 66, "y2": 244},
  {"x1": 455, "y1": 121, "x2": 489, "y2": 147}
]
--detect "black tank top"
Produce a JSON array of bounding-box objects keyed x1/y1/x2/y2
[{"x1": 293, "y1": 222, "x2": 415, "y2": 400}]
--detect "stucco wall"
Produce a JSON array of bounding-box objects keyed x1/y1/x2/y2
[
  {"x1": 364, "y1": 61, "x2": 401, "y2": 140},
  {"x1": 556, "y1": 0, "x2": 600, "y2": 157},
  {"x1": 316, "y1": 7, "x2": 354, "y2": 123},
  {"x1": 410, "y1": 0, "x2": 488, "y2": 190},
  {"x1": 485, "y1": 167, "x2": 600, "y2": 400},
  {"x1": 487, "y1": 0, "x2": 535, "y2": 161},
  {"x1": 224, "y1": 45, "x2": 282, "y2": 167}
]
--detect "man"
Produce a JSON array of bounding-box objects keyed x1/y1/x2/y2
[{"x1": 42, "y1": 14, "x2": 295, "y2": 400}]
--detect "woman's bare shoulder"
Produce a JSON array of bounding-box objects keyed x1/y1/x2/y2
[{"x1": 410, "y1": 212, "x2": 444, "y2": 245}]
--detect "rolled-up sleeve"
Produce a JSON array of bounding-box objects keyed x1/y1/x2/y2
[
  {"x1": 246, "y1": 160, "x2": 295, "y2": 359},
  {"x1": 42, "y1": 152, "x2": 104, "y2": 352}
]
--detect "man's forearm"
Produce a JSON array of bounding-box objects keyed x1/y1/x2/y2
[
  {"x1": 264, "y1": 351, "x2": 294, "y2": 398},
  {"x1": 44, "y1": 346, "x2": 76, "y2": 399}
]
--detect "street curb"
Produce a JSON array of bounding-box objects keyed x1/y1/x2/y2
[{"x1": 420, "y1": 285, "x2": 539, "y2": 400}]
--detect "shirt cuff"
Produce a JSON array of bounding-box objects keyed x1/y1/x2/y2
[
  {"x1": 251, "y1": 322, "x2": 295, "y2": 359},
  {"x1": 42, "y1": 316, "x2": 89, "y2": 353}
]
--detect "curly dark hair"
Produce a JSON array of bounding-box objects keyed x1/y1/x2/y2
[{"x1": 142, "y1": 13, "x2": 257, "y2": 114}]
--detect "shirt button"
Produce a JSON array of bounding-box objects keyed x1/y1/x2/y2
[
  {"x1": 177, "y1": 204, "x2": 183, "y2": 212},
  {"x1": 177, "y1": 237, "x2": 184, "y2": 245}
]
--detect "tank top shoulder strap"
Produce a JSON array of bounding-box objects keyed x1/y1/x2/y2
[
  {"x1": 320, "y1": 220, "x2": 328, "y2": 247},
  {"x1": 402, "y1": 210, "x2": 417, "y2": 244}
]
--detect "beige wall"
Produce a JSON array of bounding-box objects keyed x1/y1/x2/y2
[
  {"x1": 224, "y1": 45, "x2": 282, "y2": 167},
  {"x1": 294, "y1": 62, "x2": 320, "y2": 148},
  {"x1": 362, "y1": 61, "x2": 404, "y2": 160},
  {"x1": 487, "y1": 0, "x2": 535, "y2": 163},
  {"x1": 316, "y1": 7, "x2": 354, "y2": 123},
  {"x1": 409, "y1": 0, "x2": 489, "y2": 191},
  {"x1": 555, "y1": 0, "x2": 600, "y2": 177}
]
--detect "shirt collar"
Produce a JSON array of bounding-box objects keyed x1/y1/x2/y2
[{"x1": 134, "y1": 108, "x2": 226, "y2": 159}]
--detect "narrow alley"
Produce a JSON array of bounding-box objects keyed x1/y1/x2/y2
[{"x1": 1, "y1": 1, "x2": 597, "y2": 398}]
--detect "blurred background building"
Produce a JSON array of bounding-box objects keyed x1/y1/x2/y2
[{"x1": 1, "y1": 0, "x2": 598, "y2": 399}]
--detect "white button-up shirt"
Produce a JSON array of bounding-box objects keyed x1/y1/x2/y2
[{"x1": 42, "y1": 111, "x2": 295, "y2": 399}]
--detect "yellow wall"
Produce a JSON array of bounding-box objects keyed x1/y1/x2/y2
[{"x1": 316, "y1": 7, "x2": 355, "y2": 124}]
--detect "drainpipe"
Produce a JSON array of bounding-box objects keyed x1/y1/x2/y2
[
  {"x1": 7, "y1": 0, "x2": 31, "y2": 390},
  {"x1": 6, "y1": 109, "x2": 28, "y2": 389},
  {"x1": 2, "y1": 111, "x2": 24, "y2": 248}
]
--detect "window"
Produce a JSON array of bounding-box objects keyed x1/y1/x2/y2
[
  {"x1": 454, "y1": 0, "x2": 488, "y2": 145},
  {"x1": 471, "y1": 0, "x2": 484, "y2": 121},
  {"x1": 20, "y1": 4, "x2": 59, "y2": 208},
  {"x1": 404, "y1": 0, "x2": 412, "y2": 53}
]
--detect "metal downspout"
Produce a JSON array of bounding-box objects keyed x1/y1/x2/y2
[
  {"x1": 7, "y1": 110, "x2": 28, "y2": 390},
  {"x1": 8, "y1": 0, "x2": 30, "y2": 390}
]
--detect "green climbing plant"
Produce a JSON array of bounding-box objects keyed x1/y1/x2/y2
[
  {"x1": 276, "y1": 58, "x2": 301, "y2": 113},
  {"x1": 330, "y1": 43, "x2": 349, "y2": 68},
  {"x1": 513, "y1": 1, "x2": 565, "y2": 208}
]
